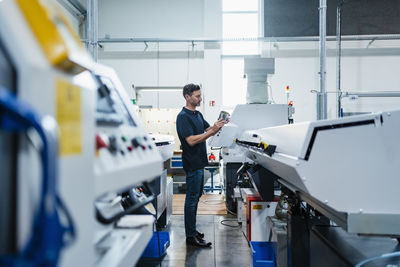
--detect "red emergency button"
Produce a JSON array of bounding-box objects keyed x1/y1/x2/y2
[{"x1": 96, "y1": 134, "x2": 108, "y2": 150}]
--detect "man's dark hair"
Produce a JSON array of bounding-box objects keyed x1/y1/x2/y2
[{"x1": 183, "y1": 83, "x2": 200, "y2": 98}]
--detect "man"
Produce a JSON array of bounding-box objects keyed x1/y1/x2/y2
[{"x1": 176, "y1": 83, "x2": 225, "y2": 247}]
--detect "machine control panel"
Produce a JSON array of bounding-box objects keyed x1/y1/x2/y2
[
  {"x1": 96, "y1": 133, "x2": 153, "y2": 155},
  {"x1": 92, "y1": 66, "x2": 162, "y2": 197}
]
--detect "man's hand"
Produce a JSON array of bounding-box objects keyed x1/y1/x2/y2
[
  {"x1": 186, "y1": 119, "x2": 227, "y2": 147},
  {"x1": 207, "y1": 119, "x2": 226, "y2": 134},
  {"x1": 213, "y1": 119, "x2": 225, "y2": 132}
]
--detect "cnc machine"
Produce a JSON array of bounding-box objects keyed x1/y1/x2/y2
[
  {"x1": 0, "y1": 1, "x2": 163, "y2": 266},
  {"x1": 209, "y1": 57, "x2": 292, "y2": 214}
]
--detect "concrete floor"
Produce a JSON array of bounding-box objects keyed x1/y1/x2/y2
[{"x1": 136, "y1": 214, "x2": 252, "y2": 267}]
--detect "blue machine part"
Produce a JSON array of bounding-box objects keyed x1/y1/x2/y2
[{"x1": 0, "y1": 87, "x2": 75, "y2": 267}]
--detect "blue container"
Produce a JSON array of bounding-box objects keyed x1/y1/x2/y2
[
  {"x1": 170, "y1": 157, "x2": 183, "y2": 168},
  {"x1": 250, "y1": 241, "x2": 277, "y2": 267},
  {"x1": 141, "y1": 231, "x2": 170, "y2": 258}
]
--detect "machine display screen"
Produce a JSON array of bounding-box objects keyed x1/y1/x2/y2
[{"x1": 95, "y1": 75, "x2": 136, "y2": 127}]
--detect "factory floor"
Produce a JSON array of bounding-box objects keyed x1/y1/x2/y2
[{"x1": 136, "y1": 214, "x2": 252, "y2": 267}]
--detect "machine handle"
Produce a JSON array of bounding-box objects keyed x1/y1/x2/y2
[{"x1": 95, "y1": 182, "x2": 156, "y2": 225}]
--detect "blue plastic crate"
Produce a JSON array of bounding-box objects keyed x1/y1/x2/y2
[
  {"x1": 250, "y1": 241, "x2": 277, "y2": 267},
  {"x1": 141, "y1": 231, "x2": 170, "y2": 258},
  {"x1": 170, "y1": 158, "x2": 183, "y2": 168}
]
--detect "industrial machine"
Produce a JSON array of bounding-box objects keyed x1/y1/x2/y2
[
  {"x1": 236, "y1": 111, "x2": 400, "y2": 266},
  {"x1": 238, "y1": 111, "x2": 400, "y2": 236},
  {"x1": 149, "y1": 134, "x2": 175, "y2": 227},
  {"x1": 0, "y1": 0, "x2": 163, "y2": 266},
  {"x1": 209, "y1": 57, "x2": 292, "y2": 213},
  {"x1": 92, "y1": 64, "x2": 163, "y2": 267},
  {"x1": 210, "y1": 55, "x2": 400, "y2": 266},
  {"x1": 151, "y1": 133, "x2": 175, "y2": 162}
]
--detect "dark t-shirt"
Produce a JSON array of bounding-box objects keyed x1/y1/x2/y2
[{"x1": 176, "y1": 107, "x2": 210, "y2": 171}]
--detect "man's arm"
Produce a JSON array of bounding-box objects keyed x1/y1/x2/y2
[
  {"x1": 186, "y1": 119, "x2": 225, "y2": 147},
  {"x1": 185, "y1": 130, "x2": 216, "y2": 147}
]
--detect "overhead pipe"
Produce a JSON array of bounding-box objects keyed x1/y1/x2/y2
[
  {"x1": 311, "y1": 90, "x2": 400, "y2": 98},
  {"x1": 96, "y1": 35, "x2": 400, "y2": 44},
  {"x1": 342, "y1": 91, "x2": 400, "y2": 98}
]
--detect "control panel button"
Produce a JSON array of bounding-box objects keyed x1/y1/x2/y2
[
  {"x1": 96, "y1": 134, "x2": 108, "y2": 150},
  {"x1": 131, "y1": 138, "x2": 140, "y2": 148},
  {"x1": 108, "y1": 135, "x2": 118, "y2": 154}
]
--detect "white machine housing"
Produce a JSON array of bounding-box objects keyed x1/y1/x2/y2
[
  {"x1": 150, "y1": 133, "x2": 175, "y2": 161},
  {"x1": 0, "y1": 1, "x2": 96, "y2": 265},
  {"x1": 209, "y1": 104, "x2": 289, "y2": 150},
  {"x1": 209, "y1": 56, "x2": 289, "y2": 161},
  {"x1": 239, "y1": 110, "x2": 400, "y2": 236},
  {"x1": 0, "y1": 1, "x2": 162, "y2": 266},
  {"x1": 244, "y1": 57, "x2": 275, "y2": 104}
]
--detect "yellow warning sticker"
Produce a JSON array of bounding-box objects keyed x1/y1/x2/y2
[
  {"x1": 56, "y1": 78, "x2": 82, "y2": 156},
  {"x1": 253, "y1": 205, "x2": 263, "y2": 210}
]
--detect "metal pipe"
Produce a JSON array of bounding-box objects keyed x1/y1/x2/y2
[
  {"x1": 343, "y1": 91, "x2": 400, "y2": 98},
  {"x1": 56, "y1": 0, "x2": 86, "y2": 19},
  {"x1": 86, "y1": 0, "x2": 92, "y2": 53},
  {"x1": 62, "y1": 0, "x2": 86, "y2": 15},
  {"x1": 93, "y1": 0, "x2": 98, "y2": 61},
  {"x1": 86, "y1": 0, "x2": 98, "y2": 61},
  {"x1": 318, "y1": 0, "x2": 328, "y2": 120},
  {"x1": 336, "y1": 2, "x2": 343, "y2": 118},
  {"x1": 96, "y1": 34, "x2": 400, "y2": 44}
]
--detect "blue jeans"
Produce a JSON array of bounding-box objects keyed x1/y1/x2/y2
[{"x1": 184, "y1": 169, "x2": 204, "y2": 237}]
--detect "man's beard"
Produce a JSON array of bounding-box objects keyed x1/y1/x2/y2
[{"x1": 192, "y1": 100, "x2": 200, "y2": 106}]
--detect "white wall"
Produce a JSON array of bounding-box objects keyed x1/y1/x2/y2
[
  {"x1": 98, "y1": 0, "x2": 223, "y2": 125},
  {"x1": 264, "y1": 40, "x2": 400, "y2": 122},
  {"x1": 99, "y1": 0, "x2": 204, "y2": 39},
  {"x1": 97, "y1": 0, "x2": 400, "y2": 126}
]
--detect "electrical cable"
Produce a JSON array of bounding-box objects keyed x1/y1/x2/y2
[
  {"x1": 227, "y1": 209, "x2": 237, "y2": 216},
  {"x1": 220, "y1": 219, "x2": 241, "y2": 228},
  {"x1": 202, "y1": 199, "x2": 224, "y2": 205},
  {"x1": 355, "y1": 251, "x2": 400, "y2": 267},
  {"x1": 0, "y1": 87, "x2": 75, "y2": 266}
]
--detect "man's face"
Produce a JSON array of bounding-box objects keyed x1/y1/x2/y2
[{"x1": 186, "y1": 90, "x2": 202, "y2": 107}]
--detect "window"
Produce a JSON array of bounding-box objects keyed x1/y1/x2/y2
[
  {"x1": 222, "y1": 0, "x2": 261, "y2": 107},
  {"x1": 222, "y1": 0, "x2": 258, "y2": 13},
  {"x1": 222, "y1": 59, "x2": 246, "y2": 107}
]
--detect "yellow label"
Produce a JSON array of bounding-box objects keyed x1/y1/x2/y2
[
  {"x1": 253, "y1": 204, "x2": 263, "y2": 210},
  {"x1": 56, "y1": 78, "x2": 82, "y2": 156}
]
